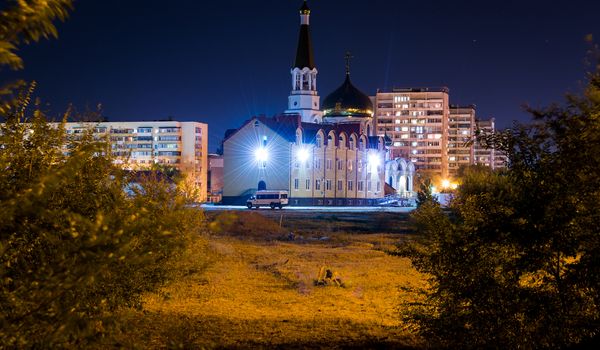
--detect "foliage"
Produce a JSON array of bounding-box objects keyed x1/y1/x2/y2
[
  {"x1": 149, "y1": 163, "x2": 204, "y2": 203},
  {"x1": 0, "y1": 90, "x2": 206, "y2": 347},
  {"x1": 0, "y1": 0, "x2": 73, "y2": 114},
  {"x1": 401, "y1": 59, "x2": 600, "y2": 348},
  {"x1": 415, "y1": 177, "x2": 437, "y2": 207}
]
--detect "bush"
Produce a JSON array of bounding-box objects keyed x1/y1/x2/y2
[
  {"x1": 400, "y1": 58, "x2": 600, "y2": 348},
  {"x1": 0, "y1": 105, "x2": 206, "y2": 347}
]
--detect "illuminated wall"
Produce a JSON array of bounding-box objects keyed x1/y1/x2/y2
[{"x1": 222, "y1": 119, "x2": 291, "y2": 204}]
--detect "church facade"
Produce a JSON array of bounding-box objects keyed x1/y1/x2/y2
[{"x1": 222, "y1": 1, "x2": 414, "y2": 206}]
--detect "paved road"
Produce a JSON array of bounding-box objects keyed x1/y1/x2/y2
[{"x1": 200, "y1": 204, "x2": 415, "y2": 213}]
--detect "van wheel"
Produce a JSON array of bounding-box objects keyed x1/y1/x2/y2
[
  {"x1": 278, "y1": 204, "x2": 283, "y2": 209},
  {"x1": 270, "y1": 203, "x2": 276, "y2": 210},
  {"x1": 246, "y1": 203, "x2": 252, "y2": 209},
  {"x1": 255, "y1": 205, "x2": 260, "y2": 209}
]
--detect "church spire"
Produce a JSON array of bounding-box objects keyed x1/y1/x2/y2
[
  {"x1": 294, "y1": 0, "x2": 315, "y2": 69},
  {"x1": 286, "y1": 1, "x2": 322, "y2": 124},
  {"x1": 300, "y1": 0, "x2": 310, "y2": 16},
  {"x1": 345, "y1": 51, "x2": 354, "y2": 77}
]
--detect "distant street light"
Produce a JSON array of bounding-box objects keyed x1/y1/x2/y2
[{"x1": 441, "y1": 179, "x2": 451, "y2": 189}]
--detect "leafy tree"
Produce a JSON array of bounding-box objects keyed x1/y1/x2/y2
[
  {"x1": 0, "y1": 3, "x2": 207, "y2": 346},
  {"x1": 415, "y1": 177, "x2": 437, "y2": 207},
  {"x1": 0, "y1": 87, "x2": 206, "y2": 347},
  {"x1": 401, "y1": 55, "x2": 600, "y2": 348},
  {"x1": 0, "y1": 0, "x2": 73, "y2": 113}
]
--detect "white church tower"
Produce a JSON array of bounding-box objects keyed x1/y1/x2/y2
[{"x1": 285, "y1": 0, "x2": 323, "y2": 123}]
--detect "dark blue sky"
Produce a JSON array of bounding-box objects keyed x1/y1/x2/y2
[{"x1": 6, "y1": 0, "x2": 600, "y2": 151}]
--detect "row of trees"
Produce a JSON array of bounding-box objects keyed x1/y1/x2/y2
[
  {"x1": 0, "y1": 1, "x2": 207, "y2": 347},
  {"x1": 403, "y1": 49, "x2": 600, "y2": 348}
]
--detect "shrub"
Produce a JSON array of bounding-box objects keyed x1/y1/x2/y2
[
  {"x1": 400, "y1": 57, "x2": 600, "y2": 348},
  {"x1": 0, "y1": 102, "x2": 205, "y2": 347}
]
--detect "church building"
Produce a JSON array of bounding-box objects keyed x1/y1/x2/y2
[{"x1": 222, "y1": 1, "x2": 414, "y2": 206}]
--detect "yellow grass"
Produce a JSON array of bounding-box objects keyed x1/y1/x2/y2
[{"x1": 117, "y1": 213, "x2": 425, "y2": 348}]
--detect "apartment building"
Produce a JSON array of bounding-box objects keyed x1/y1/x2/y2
[
  {"x1": 375, "y1": 88, "x2": 450, "y2": 179},
  {"x1": 448, "y1": 105, "x2": 475, "y2": 175},
  {"x1": 474, "y1": 117, "x2": 508, "y2": 170},
  {"x1": 64, "y1": 121, "x2": 208, "y2": 202},
  {"x1": 208, "y1": 153, "x2": 224, "y2": 203}
]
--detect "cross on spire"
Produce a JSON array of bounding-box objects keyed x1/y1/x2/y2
[{"x1": 345, "y1": 51, "x2": 353, "y2": 76}]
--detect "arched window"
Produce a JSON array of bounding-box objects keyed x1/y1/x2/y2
[{"x1": 258, "y1": 181, "x2": 266, "y2": 191}]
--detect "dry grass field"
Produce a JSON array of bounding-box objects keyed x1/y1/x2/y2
[{"x1": 116, "y1": 211, "x2": 425, "y2": 349}]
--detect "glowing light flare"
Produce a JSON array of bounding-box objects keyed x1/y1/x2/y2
[
  {"x1": 441, "y1": 179, "x2": 459, "y2": 191},
  {"x1": 255, "y1": 147, "x2": 269, "y2": 162},
  {"x1": 297, "y1": 148, "x2": 310, "y2": 162},
  {"x1": 368, "y1": 153, "x2": 381, "y2": 172}
]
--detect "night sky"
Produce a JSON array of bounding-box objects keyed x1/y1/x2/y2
[{"x1": 5, "y1": 0, "x2": 600, "y2": 151}]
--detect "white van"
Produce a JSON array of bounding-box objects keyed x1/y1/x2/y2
[{"x1": 246, "y1": 190, "x2": 289, "y2": 209}]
